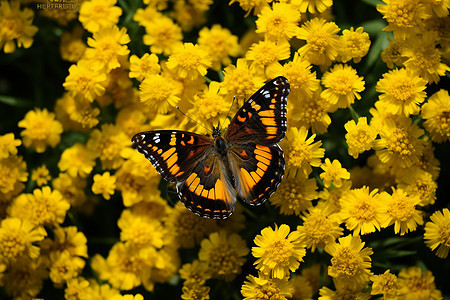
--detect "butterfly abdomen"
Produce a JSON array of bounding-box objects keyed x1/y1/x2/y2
[{"x1": 214, "y1": 136, "x2": 228, "y2": 157}]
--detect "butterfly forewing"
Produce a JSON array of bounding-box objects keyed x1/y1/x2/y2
[
  {"x1": 225, "y1": 76, "x2": 289, "y2": 144},
  {"x1": 131, "y1": 130, "x2": 213, "y2": 183}
]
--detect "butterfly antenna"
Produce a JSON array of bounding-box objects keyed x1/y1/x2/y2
[
  {"x1": 219, "y1": 96, "x2": 236, "y2": 130},
  {"x1": 175, "y1": 106, "x2": 213, "y2": 134}
]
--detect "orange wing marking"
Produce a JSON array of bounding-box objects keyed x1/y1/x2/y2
[{"x1": 161, "y1": 147, "x2": 176, "y2": 160}]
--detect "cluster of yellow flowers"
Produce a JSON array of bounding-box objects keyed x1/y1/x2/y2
[{"x1": 0, "y1": 0, "x2": 449, "y2": 298}]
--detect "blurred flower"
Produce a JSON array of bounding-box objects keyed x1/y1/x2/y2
[
  {"x1": 79, "y1": 0, "x2": 122, "y2": 33},
  {"x1": 424, "y1": 208, "x2": 450, "y2": 259},
  {"x1": 198, "y1": 25, "x2": 240, "y2": 71},
  {"x1": 293, "y1": 0, "x2": 333, "y2": 14},
  {"x1": 421, "y1": 89, "x2": 450, "y2": 143},
  {"x1": 246, "y1": 40, "x2": 290, "y2": 77},
  {"x1": 397, "y1": 266, "x2": 442, "y2": 299},
  {"x1": 58, "y1": 143, "x2": 96, "y2": 178},
  {"x1": 229, "y1": 0, "x2": 270, "y2": 16},
  {"x1": 143, "y1": 15, "x2": 183, "y2": 55},
  {"x1": 199, "y1": 231, "x2": 249, "y2": 281},
  {"x1": 18, "y1": 108, "x2": 63, "y2": 153},
  {"x1": 0, "y1": 133, "x2": 21, "y2": 159},
  {"x1": 63, "y1": 60, "x2": 107, "y2": 102},
  {"x1": 181, "y1": 284, "x2": 210, "y2": 300},
  {"x1": 325, "y1": 234, "x2": 373, "y2": 290},
  {"x1": 0, "y1": 1, "x2": 38, "y2": 53},
  {"x1": 31, "y1": 165, "x2": 51, "y2": 187},
  {"x1": 252, "y1": 224, "x2": 305, "y2": 279},
  {"x1": 49, "y1": 250, "x2": 86, "y2": 287},
  {"x1": 241, "y1": 272, "x2": 293, "y2": 300},
  {"x1": 60, "y1": 26, "x2": 86, "y2": 63},
  {"x1": 92, "y1": 172, "x2": 116, "y2": 200},
  {"x1": 0, "y1": 155, "x2": 27, "y2": 200},
  {"x1": 179, "y1": 259, "x2": 211, "y2": 286}
]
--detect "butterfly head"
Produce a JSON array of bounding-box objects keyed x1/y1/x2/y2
[{"x1": 212, "y1": 126, "x2": 222, "y2": 138}]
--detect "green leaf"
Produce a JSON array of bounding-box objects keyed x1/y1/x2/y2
[
  {"x1": 361, "y1": 0, "x2": 385, "y2": 7},
  {"x1": 0, "y1": 95, "x2": 32, "y2": 108}
]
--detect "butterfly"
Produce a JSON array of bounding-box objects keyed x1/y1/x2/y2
[{"x1": 131, "y1": 76, "x2": 289, "y2": 219}]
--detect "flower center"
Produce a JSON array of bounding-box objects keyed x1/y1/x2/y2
[
  {"x1": 266, "y1": 239, "x2": 293, "y2": 265},
  {"x1": 354, "y1": 201, "x2": 375, "y2": 221},
  {"x1": 390, "y1": 80, "x2": 414, "y2": 103},
  {"x1": 288, "y1": 141, "x2": 311, "y2": 167},
  {"x1": 308, "y1": 32, "x2": 328, "y2": 54},
  {"x1": 386, "y1": 129, "x2": 413, "y2": 157},
  {"x1": 439, "y1": 222, "x2": 450, "y2": 247},
  {"x1": 388, "y1": 1, "x2": 416, "y2": 28},
  {"x1": 331, "y1": 247, "x2": 362, "y2": 277},
  {"x1": 1, "y1": 17, "x2": 24, "y2": 39}
]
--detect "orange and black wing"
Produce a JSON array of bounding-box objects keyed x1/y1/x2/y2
[
  {"x1": 176, "y1": 152, "x2": 236, "y2": 219},
  {"x1": 131, "y1": 130, "x2": 213, "y2": 183},
  {"x1": 225, "y1": 76, "x2": 289, "y2": 144},
  {"x1": 227, "y1": 142, "x2": 284, "y2": 206}
]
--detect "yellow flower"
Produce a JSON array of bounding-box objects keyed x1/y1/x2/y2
[
  {"x1": 289, "y1": 275, "x2": 314, "y2": 300},
  {"x1": 318, "y1": 180, "x2": 352, "y2": 214},
  {"x1": 220, "y1": 58, "x2": 265, "y2": 103},
  {"x1": 381, "y1": 37, "x2": 407, "y2": 69},
  {"x1": 139, "y1": 74, "x2": 182, "y2": 114},
  {"x1": 282, "y1": 126, "x2": 325, "y2": 177},
  {"x1": 53, "y1": 173, "x2": 89, "y2": 213},
  {"x1": 55, "y1": 93, "x2": 100, "y2": 131},
  {"x1": 320, "y1": 158, "x2": 350, "y2": 188},
  {"x1": 296, "y1": 18, "x2": 340, "y2": 67},
  {"x1": 198, "y1": 24, "x2": 241, "y2": 71},
  {"x1": 421, "y1": 89, "x2": 450, "y2": 143},
  {"x1": 0, "y1": 217, "x2": 46, "y2": 264},
  {"x1": 166, "y1": 43, "x2": 212, "y2": 80},
  {"x1": 424, "y1": 208, "x2": 450, "y2": 259},
  {"x1": 293, "y1": 0, "x2": 333, "y2": 14},
  {"x1": 18, "y1": 108, "x2": 63, "y2": 153},
  {"x1": 0, "y1": 1, "x2": 38, "y2": 53},
  {"x1": 63, "y1": 60, "x2": 107, "y2": 102},
  {"x1": 143, "y1": 15, "x2": 183, "y2": 55},
  {"x1": 241, "y1": 272, "x2": 293, "y2": 300},
  {"x1": 85, "y1": 26, "x2": 130, "y2": 72},
  {"x1": 397, "y1": 169, "x2": 437, "y2": 206},
  {"x1": 252, "y1": 224, "x2": 306, "y2": 279},
  {"x1": 339, "y1": 186, "x2": 384, "y2": 235},
  {"x1": 344, "y1": 117, "x2": 378, "y2": 159},
  {"x1": 118, "y1": 210, "x2": 165, "y2": 250},
  {"x1": 319, "y1": 285, "x2": 371, "y2": 299},
  {"x1": 324, "y1": 234, "x2": 373, "y2": 290},
  {"x1": 92, "y1": 172, "x2": 116, "y2": 200},
  {"x1": 229, "y1": 0, "x2": 270, "y2": 16},
  {"x1": 31, "y1": 165, "x2": 51, "y2": 187},
  {"x1": 198, "y1": 231, "x2": 249, "y2": 281},
  {"x1": 78, "y1": 0, "x2": 122, "y2": 33},
  {"x1": 116, "y1": 105, "x2": 152, "y2": 138},
  {"x1": 58, "y1": 143, "x2": 96, "y2": 178},
  {"x1": 0, "y1": 133, "x2": 21, "y2": 159},
  {"x1": 112, "y1": 294, "x2": 145, "y2": 300},
  {"x1": 187, "y1": 82, "x2": 231, "y2": 134},
  {"x1": 297, "y1": 204, "x2": 343, "y2": 252},
  {"x1": 402, "y1": 31, "x2": 449, "y2": 84},
  {"x1": 40, "y1": 226, "x2": 88, "y2": 259},
  {"x1": 376, "y1": 68, "x2": 427, "y2": 116},
  {"x1": 181, "y1": 284, "x2": 210, "y2": 300},
  {"x1": 397, "y1": 266, "x2": 442, "y2": 299},
  {"x1": 64, "y1": 277, "x2": 92, "y2": 300},
  {"x1": 370, "y1": 270, "x2": 399, "y2": 299},
  {"x1": 379, "y1": 187, "x2": 423, "y2": 235},
  {"x1": 60, "y1": 25, "x2": 86, "y2": 63},
  {"x1": 166, "y1": 203, "x2": 218, "y2": 249},
  {"x1": 1, "y1": 257, "x2": 48, "y2": 299},
  {"x1": 9, "y1": 186, "x2": 70, "y2": 227},
  {"x1": 91, "y1": 242, "x2": 155, "y2": 291},
  {"x1": 290, "y1": 88, "x2": 332, "y2": 134},
  {"x1": 337, "y1": 27, "x2": 371, "y2": 63},
  {"x1": 49, "y1": 250, "x2": 86, "y2": 287},
  {"x1": 377, "y1": 0, "x2": 430, "y2": 40},
  {"x1": 270, "y1": 171, "x2": 317, "y2": 215},
  {"x1": 129, "y1": 53, "x2": 161, "y2": 82},
  {"x1": 179, "y1": 259, "x2": 211, "y2": 286},
  {"x1": 283, "y1": 53, "x2": 320, "y2": 99},
  {"x1": 246, "y1": 40, "x2": 291, "y2": 77},
  {"x1": 87, "y1": 124, "x2": 130, "y2": 170},
  {"x1": 321, "y1": 64, "x2": 365, "y2": 109},
  {"x1": 373, "y1": 117, "x2": 426, "y2": 168},
  {"x1": 0, "y1": 154, "x2": 27, "y2": 201},
  {"x1": 256, "y1": 3, "x2": 300, "y2": 43}
]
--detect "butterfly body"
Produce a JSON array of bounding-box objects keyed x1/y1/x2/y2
[{"x1": 132, "y1": 76, "x2": 290, "y2": 219}]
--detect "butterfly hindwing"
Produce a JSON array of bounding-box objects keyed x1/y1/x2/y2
[
  {"x1": 131, "y1": 130, "x2": 213, "y2": 182},
  {"x1": 225, "y1": 76, "x2": 289, "y2": 144},
  {"x1": 177, "y1": 152, "x2": 236, "y2": 219},
  {"x1": 227, "y1": 142, "x2": 284, "y2": 206}
]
